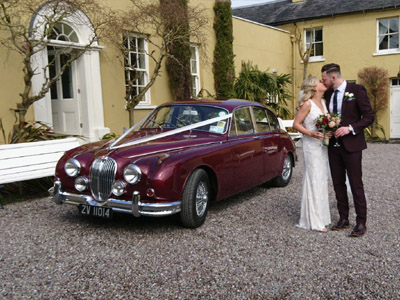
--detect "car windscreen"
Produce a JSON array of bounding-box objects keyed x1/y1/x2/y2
[{"x1": 142, "y1": 105, "x2": 230, "y2": 134}]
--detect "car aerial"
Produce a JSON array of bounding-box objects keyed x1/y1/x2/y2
[{"x1": 50, "y1": 99, "x2": 296, "y2": 228}]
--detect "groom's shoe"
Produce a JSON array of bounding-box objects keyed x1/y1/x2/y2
[
  {"x1": 350, "y1": 223, "x2": 367, "y2": 237},
  {"x1": 331, "y1": 219, "x2": 350, "y2": 231}
]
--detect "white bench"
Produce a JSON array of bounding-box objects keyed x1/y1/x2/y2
[
  {"x1": 0, "y1": 137, "x2": 80, "y2": 185},
  {"x1": 278, "y1": 118, "x2": 303, "y2": 141}
]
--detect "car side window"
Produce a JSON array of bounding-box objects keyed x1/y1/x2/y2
[
  {"x1": 253, "y1": 107, "x2": 271, "y2": 133},
  {"x1": 230, "y1": 107, "x2": 255, "y2": 136},
  {"x1": 266, "y1": 110, "x2": 278, "y2": 131}
]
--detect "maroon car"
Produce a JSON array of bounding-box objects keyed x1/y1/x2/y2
[{"x1": 50, "y1": 99, "x2": 296, "y2": 228}]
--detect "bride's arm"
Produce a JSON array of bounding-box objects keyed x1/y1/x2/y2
[{"x1": 293, "y1": 101, "x2": 324, "y2": 140}]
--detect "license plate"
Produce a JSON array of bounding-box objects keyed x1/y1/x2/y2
[{"x1": 78, "y1": 204, "x2": 113, "y2": 219}]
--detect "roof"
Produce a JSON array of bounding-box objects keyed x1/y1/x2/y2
[
  {"x1": 232, "y1": 0, "x2": 400, "y2": 26},
  {"x1": 159, "y1": 99, "x2": 265, "y2": 112}
]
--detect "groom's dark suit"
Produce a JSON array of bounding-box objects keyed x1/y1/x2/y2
[{"x1": 324, "y1": 82, "x2": 374, "y2": 226}]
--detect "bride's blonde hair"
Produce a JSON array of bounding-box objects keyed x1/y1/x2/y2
[{"x1": 297, "y1": 76, "x2": 319, "y2": 110}]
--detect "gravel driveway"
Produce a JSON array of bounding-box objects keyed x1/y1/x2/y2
[{"x1": 1, "y1": 143, "x2": 399, "y2": 299}]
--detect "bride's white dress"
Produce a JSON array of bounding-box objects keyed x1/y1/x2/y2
[{"x1": 296, "y1": 99, "x2": 331, "y2": 231}]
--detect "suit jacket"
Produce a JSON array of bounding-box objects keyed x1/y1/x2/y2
[{"x1": 324, "y1": 82, "x2": 374, "y2": 152}]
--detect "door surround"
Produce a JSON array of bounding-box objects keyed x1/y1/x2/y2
[
  {"x1": 31, "y1": 4, "x2": 109, "y2": 142},
  {"x1": 390, "y1": 79, "x2": 400, "y2": 139}
]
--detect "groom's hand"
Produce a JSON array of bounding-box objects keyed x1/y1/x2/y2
[{"x1": 335, "y1": 126, "x2": 350, "y2": 137}]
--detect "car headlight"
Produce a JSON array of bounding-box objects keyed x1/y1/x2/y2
[
  {"x1": 112, "y1": 180, "x2": 126, "y2": 196},
  {"x1": 65, "y1": 158, "x2": 81, "y2": 177},
  {"x1": 74, "y1": 176, "x2": 88, "y2": 192},
  {"x1": 123, "y1": 164, "x2": 141, "y2": 184}
]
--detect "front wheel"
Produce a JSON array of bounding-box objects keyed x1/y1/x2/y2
[
  {"x1": 271, "y1": 154, "x2": 293, "y2": 187},
  {"x1": 180, "y1": 169, "x2": 210, "y2": 228}
]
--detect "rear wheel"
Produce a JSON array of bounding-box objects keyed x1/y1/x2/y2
[
  {"x1": 180, "y1": 169, "x2": 210, "y2": 228},
  {"x1": 271, "y1": 154, "x2": 293, "y2": 187}
]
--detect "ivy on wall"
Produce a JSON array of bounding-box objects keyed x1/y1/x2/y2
[
  {"x1": 161, "y1": 0, "x2": 192, "y2": 100},
  {"x1": 213, "y1": 0, "x2": 235, "y2": 98}
]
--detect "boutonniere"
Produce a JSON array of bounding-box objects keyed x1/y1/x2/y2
[{"x1": 344, "y1": 92, "x2": 356, "y2": 102}]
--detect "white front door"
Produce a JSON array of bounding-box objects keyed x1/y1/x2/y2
[
  {"x1": 49, "y1": 50, "x2": 81, "y2": 135},
  {"x1": 390, "y1": 79, "x2": 400, "y2": 138}
]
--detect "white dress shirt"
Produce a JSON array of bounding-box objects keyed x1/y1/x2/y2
[{"x1": 329, "y1": 80, "x2": 347, "y2": 117}]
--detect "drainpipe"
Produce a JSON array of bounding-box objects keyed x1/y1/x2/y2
[{"x1": 290, "y1": 34, "x2": 297, "y2": 116}]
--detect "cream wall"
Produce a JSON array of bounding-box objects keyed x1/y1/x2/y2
[
  {"x1": 0, "y1": 0, "x2": 217, "y2": 141},
  {"x1": 0, "y1": 37, "x2": 35, "y2": 143},
  {"x1": 280, "y1": 8, "x2": 400, "y2": 138},
  {"x1": 233, "y1": 17, "x2": 292, "y2": 76},
  {"x1": 1, "y1": 1, "x2": 399, "y2": 143},
  {"x1": 233, "y1": 17, "x2": 295, "y2": 116},
  {"x1": 99, "y1": 0, "x2": 217, "y2": 136}
]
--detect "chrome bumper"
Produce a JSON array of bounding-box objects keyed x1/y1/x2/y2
[{"x1": 49, "y1": 181, "x2": 181, "y2": 217}]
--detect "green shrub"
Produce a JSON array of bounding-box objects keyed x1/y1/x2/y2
[{"x1": 213, "y1": 0, "x2": 235, "y2": 98}]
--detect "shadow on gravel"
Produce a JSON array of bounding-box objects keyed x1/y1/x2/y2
[
  {"x1": 53, "y1": 183, "x2": 276, "y2": 232},
  {"x1": 208, "y1": 184, "x2": 273, "y2": 213},
  {"x1": 57, "y1": 206, "x2": 183, "y2": 232}
]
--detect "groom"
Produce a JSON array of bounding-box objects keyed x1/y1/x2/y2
[{"x1": 321, "y1": 63, "x2": 374, "y2": 237}]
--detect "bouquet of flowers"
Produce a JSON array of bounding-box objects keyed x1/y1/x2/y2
[{"x1": 316, "y1": 113, "x2": 341, "y2": 146}]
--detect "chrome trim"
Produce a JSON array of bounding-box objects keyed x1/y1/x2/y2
[
  {"x1": 75, "y1": 176, "x2": 89, "y2": 192},
  {"x1": 132, "y1": 191, "x2": 140, "y2": 217},
  {"x1": 51, "y1": 182, "x2": 181, "y2": 217},
  {"x1": 50, "y1": 181, "x2": 65, "y2": 204},
  {"x1": 111, "y1": 180, "x2": 127, "y2": 197},
  {"x1": 124, "y1": 164, "x2": 142, "y2": 184},
  {"x1": 65, "y1": 158, "x2": 81, "y2": 177},
  {"x1": 90, "y1": 157, "x2": 117, "y2": 203}
]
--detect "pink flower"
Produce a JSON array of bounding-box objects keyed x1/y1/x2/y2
[
  {"x1": 329, "y1": 121, "x2": 336, "y2": 128},
  {"x1": 336, "y1": 119, "x2": 341, "y2": 126}
]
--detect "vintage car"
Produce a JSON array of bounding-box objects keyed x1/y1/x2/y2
[{"x1": 50, "y1": 99, "x2": 296, "y2": 228}]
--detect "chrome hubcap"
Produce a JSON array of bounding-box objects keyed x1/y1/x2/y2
[
  {"x1": 282, "y1": 156, "x2": 292, "y2": 181},
  {"x1": 195, "y1": 181, "x2": 208, "y2": 217}
]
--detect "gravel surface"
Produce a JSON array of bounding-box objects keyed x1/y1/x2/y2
[{"x1": 1, "y1": 143, "x2": 400, "y2": 299}]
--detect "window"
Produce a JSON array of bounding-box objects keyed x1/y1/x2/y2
[
  {"x1": 48, "y1": 52, "x2": 74, "y2": 100},
  {"x1": 378, "y1": 17, "x2": 399, "y2": 53},
  {"x1": 50, "y1": 23, "x2": 79, "y2": 43},
  {"x1": 124, "y1": 33, "x2": 150, "y2": 105},
  {"x1": 253, "y1": 107, "x2": 271, "y2": 133},
  {"x1": 190, "y1": 45, "x2": 200, "y2": 97},
  {"x1": 230, "y1": 107, "x2": 254, "y2": 136},
  {"x1": 142, "y1": 105, "x2": 228, "y2": 134},
  {"x1": 392, "y1": 78, "x2": 400, "y2": 86},
  {"x1": 305, "y1": 28, "x2": 323, "y2": 61},
  {"x1": 266, "y1": 110, "x2": 278, "y2": 131}
]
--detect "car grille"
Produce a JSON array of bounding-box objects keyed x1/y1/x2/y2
[{"x1": 90, "y1": 157, "x2": 117, "y2": 203}]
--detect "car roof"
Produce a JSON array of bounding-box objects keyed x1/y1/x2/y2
[{"x1": 159, "y1": 98, "x2": 266, "y2": 113}]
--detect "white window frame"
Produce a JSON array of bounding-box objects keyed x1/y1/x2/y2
[
  {"x1": 304, "y1": 28, "x2": 324, "y2": 62},
  {"x1": 190, "y1": 45, "x2": 201, "y2": 98},
  {"x1": 392, "y1": 78, "x2": 400, "y2": 86},
  {"x1": 124, "y1": 33, "x2": 151, "y2": 105},
  {"x1": 376, "y1": 17, "x2": 400, "y2": 55}
]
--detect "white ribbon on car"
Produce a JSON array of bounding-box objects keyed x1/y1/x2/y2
[{"x1": 109, "y1": 113, "x2": 233, "y2": 150}]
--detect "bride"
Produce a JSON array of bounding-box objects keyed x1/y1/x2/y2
[{"x1": 293, "y1": 76, "x2": 331, "y2": 232}]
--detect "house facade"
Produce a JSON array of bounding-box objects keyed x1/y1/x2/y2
[
  {"x1": 0, "y1": 0, "x2": 293, "y2": 144},
  {"x1": 234, "y1": 0, "x2": 400, "y2": 139}
]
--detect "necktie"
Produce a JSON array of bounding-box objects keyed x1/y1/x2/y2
[{"x1": 333, "y1": 90, "x2": 339, "y2": 114}]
